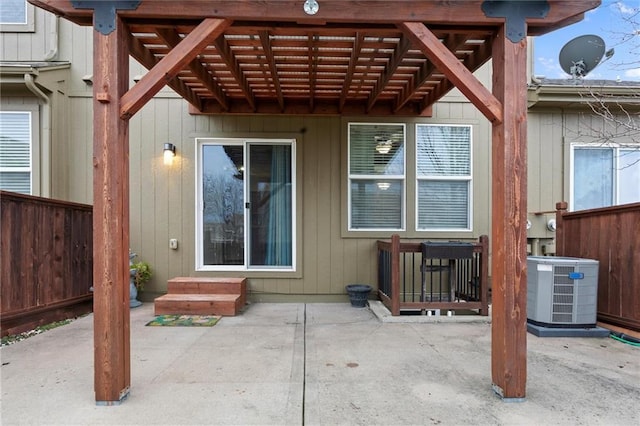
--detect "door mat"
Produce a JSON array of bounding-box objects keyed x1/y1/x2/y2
[{"x1": 146, "y1": 314, "x2": 220, "y2": 327}]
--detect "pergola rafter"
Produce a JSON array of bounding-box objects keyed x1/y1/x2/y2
[
  {"x1": 155, "y1": 27, "x2": 230, "y2": 111},
  {"x1": 27, "y1": 0, "x2": 601, "y2": 405}
]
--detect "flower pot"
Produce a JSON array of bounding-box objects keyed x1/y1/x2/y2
[
  {"x1": 130, "y1": 268, "x2": 142, "y2": 308},
  {"x1": 345, "y1": 284, "x2": 372, "y2": 308}
]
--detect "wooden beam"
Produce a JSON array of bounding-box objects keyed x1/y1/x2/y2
[
  {"x1": 367, "y1": 35, "x2": 411, "y2": 112},
  {"x1": 399, "y1": 22, "x2": 503, "y2": 124},
  {"x1": 126, "y1": 29, "x2": 203, "y2": 111},
  {"x1": 339, "y1": 32, "x2": 363, "y2": 113},
  {"x1": 28, "y1": 1, "x2": 601, "y2": 31},
  {"x1": 92, "y1": 15, "x2": 130, "y2": 405},
  {"x1": 259, "y1": 30, "x2": 285, "y2": 112},
  {"x1": 192, "y1": 98, "x2": 433, "y2": 116},
  {"x1": 155, "y1": 27, "x2": 229, "y2": 111},
  {"x1": 120, "y1": 18, "x2": 231, "y2": 119},
  {"x1": 419, "y1": 34, "x2": 492, "y2": 113},
  {"x1": 391, "y1": 234, "x2": 400, "y2": 316},
  {"x1": 490, "y1": 23, "x2": 528, "y2": 400},
  {"x1": 395, "y1": 33, "x2": 468, "y2": 113},
  {"x1": 213, "y1": 36, "x2": 256, "y2": 111},
  {"x1": 308, "y1": 33, "x2": 318, "y2": 112}
]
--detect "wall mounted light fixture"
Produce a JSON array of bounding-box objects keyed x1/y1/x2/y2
[{"x1": 163, "y1": 143, "x2": 176, "y2": 165}]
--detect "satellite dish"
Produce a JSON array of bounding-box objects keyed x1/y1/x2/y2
[{"x1": 559, "y1": 34, "x2": 611, "y2": 79}]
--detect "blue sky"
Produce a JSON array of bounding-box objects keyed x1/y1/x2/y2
[{"x1": 534, "y1": 0, "x2": 640, "y2": 81}]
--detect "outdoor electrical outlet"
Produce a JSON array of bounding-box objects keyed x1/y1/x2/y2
[{"x1": 169, "y1": 239, "x2": 178, "y2": 250}]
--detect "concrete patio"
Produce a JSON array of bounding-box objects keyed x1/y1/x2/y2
[{"x1": 1, "y1": 302, "x2": 638, "y2": 425}]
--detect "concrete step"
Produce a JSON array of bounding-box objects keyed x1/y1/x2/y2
[
  {"x1": 167, "y1": 277, "x2": 246, "y2": 307},
  {"x1": 154, "y1": 294, "x2": 242, "y2": 316}
]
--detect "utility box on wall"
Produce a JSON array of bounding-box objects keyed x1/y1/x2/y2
[{"x1": 527, "y1": 256, "x2": 599, "y2": 328}]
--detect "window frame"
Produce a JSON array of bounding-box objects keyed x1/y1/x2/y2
[
  {"x1": 415, "y1": 123, "x2": 473, "y2": 232},
  {"x1": 195, "y1": 137, "x2": 297, "y2": 272},
  {"x1": 347, "y1": 122, "x2": 407, "y2": 232},
  {"x1": 0, "y1": 108, "x2": 39, "y2": 195},
  {"x1": 570, "y1": 143, "x2": 640, "y2": 211},
  {"x1": 0, "y1": 0, "x2": 35, "y2": 33}
]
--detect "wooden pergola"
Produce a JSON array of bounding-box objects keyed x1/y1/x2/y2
[{"x1": 29, "y1": 0, "x2": 599, "y2": 404}]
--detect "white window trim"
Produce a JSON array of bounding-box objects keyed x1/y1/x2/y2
[
  {"x1": 347, "y1": 122, "x2": 407, "y2": 232},
  {"x1": 0, "y1": 1, "x2": 35, "y2": 33},
  {"x1": 415, "y1": 123, "x2": 473, "y2": 232},
  {"x1": 195, "y1": 137, "x2": 297, "y2": 272},
  {"x1": 569, "y1": 142, "x2": 638, "y2": 211},
  {"x1": 0, "y1": 108, "x2": 39, "y2": 195}
]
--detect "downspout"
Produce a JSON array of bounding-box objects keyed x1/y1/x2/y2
[
  {"x1": 24, "y1": 73, "x2": 51, "y2": 197},
  {"x1": 44, "y1": 15, "x2": 59, "y2": 61}
]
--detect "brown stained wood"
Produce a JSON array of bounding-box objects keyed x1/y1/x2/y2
[
  {"x1": 259, "y1": 30, "x2": 284, "y2": 111},
  {"x1": 126, "y1": 30, "x2": 203, "y2": 110},
  {"x1": 155, "y1": 27, "x2": 229, "y2": 111},
  {"x1": 377, "y1": 235, "x2": 489, "y2": 316},
  {"x1": 28, "y1": 1, "x2": 599, "y2": 117},
  {"x1": 394, "y1": 33, "x2": 467, "y2": 113},
  {"x1": 92, "y1": 16, "x2": 130, "y2": 404},
  {"x1": 154, "y1": 294, "x2": 242, "y2": 316},
  {"x1": 120, "y1": 18, "x2": 232, "y2": 119},
  {"x1": 556, "y1": 202, "x2": 640, "y2": 333},
  {"x1": 167, "y1": 277, "x2": 247, "y2": 307},
  {"x1": 192, "y1": 98, "x2": 433, "y2": 116},
  {"x1": 27, "y1": 1, "x2": 600, "y2": 33},
  {"x1": 490, "y1": 25, "x2": 528, "y2": 400},
  {"x1": 479, "y1": 235, "x2": 490, "y2": 316},
  {"x1": 213, "y1": 36, "x2": 256, "y2": 111},
  {"x1": 367, "y1": 35, "x2": 411, "y2": 112},
  {"x1": 399, "y1": 22, "x2": 503, "y2": 124},
  {"x1": 391, "y1": 234, "x2": 401, "y2": 316},
  {"x1": 339, "y1": 32, "x2": 363, "y2": 112},
  {"x1": 0, "y1": 192, "x2": 93, "y2": 337}
]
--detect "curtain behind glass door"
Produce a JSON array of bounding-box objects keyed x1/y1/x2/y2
[{"x1": 248, "y1": 144, "x2": 292, "y2": 267}]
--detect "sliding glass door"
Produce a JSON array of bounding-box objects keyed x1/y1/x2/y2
[{"x1": 199, "y1": 139, "x2": 294, "y2": 270}]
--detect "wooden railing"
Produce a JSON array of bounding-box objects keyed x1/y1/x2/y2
[
  {"x1": 0, "y1": 191, "x2": 93, "y2": 337},
  {"x1": 556, "y1": 201, "x2": 640, "y2": 332},
  {"x1": 377, "y1": 235, "x2": 489, "y2": 316}
]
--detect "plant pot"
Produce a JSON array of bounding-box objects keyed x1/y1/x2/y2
[
  {"x1": 345, "y1": 284, "x2": 372, "y2": 308},
  {"x1": 130, "y1": 268, "x2": 142, "y2": 308}
]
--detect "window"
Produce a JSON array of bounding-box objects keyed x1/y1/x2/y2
[
  {"x1": 0, "y1": 0, "x2": 34, "y2": 32},
  {"x1": 348, "y1": 123, "x2": 405, "y2": 230},
  {"x1": 197, "y1": 138, "x2": 295, "y2": 271},
  {"x1": 572, "y1": 145, "x2": 640, "y2": 211},
  {"x1": 0, "y1": 111, "x2": 32, "y2": 194},
  {"x1": 416, "y1": 124, "x2": 472, "y2": 230}
]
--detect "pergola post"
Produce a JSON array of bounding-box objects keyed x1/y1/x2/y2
[
  {"x1": 490, "y1": 23, "x2": 528, "y2": 400},
  {"x1": 92, "y1": 15, "x2": 131, "y2": 404}
]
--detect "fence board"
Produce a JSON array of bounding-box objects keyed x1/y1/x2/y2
[
  {"x1": 1, "y1": 191, "x2": 93, "y2": 337},
  {"x1": 556, "y1": 202, "x2": 640, "y2": 332}
]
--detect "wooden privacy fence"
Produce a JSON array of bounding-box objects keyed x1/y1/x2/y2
[
  {"x1": 556, "y1": 201, "x2": 640, "y2": 333},
  {"x1": 377, "y1": 235, "x2": 489, "y2": 316},
  {"x1": 0, "y1": 191, "x2": 93, "y2": 337}
]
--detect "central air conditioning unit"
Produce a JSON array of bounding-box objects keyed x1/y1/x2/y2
[{"x1": 527, "y1": 256, "x2": 599, "y2": 328}]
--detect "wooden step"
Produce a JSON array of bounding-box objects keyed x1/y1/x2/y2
[
  {"x1": 167, "y1": 277, "x2": 246, "y2": 307},
  {"x1": 154, "y1": 294, "x2": 242, "y2": 316}
]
